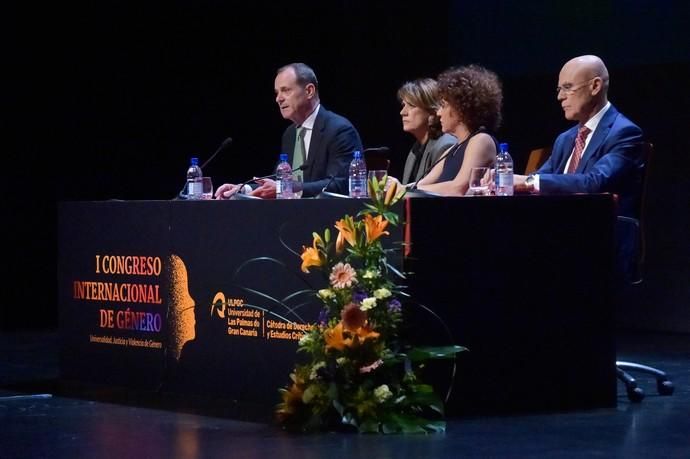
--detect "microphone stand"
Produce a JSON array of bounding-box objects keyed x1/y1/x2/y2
[
  {"x1": 229, "y1": 173, "x2": 278, "y2": 200},
  {"x1": 409, "y1": 127, "x2": 486, "y2": 191},
  {"x1": 200, "y1": 137, "x2": 233, "y2": 169},
  {"x1": 408, "y1": 149, "x2": 453, "y2": 192},
  {"x1": 175, "y1": 137, "x2": 233, "y2": 200},
  {"x1": 315, "y1": 175, "x2": 348, "y2": 199}
]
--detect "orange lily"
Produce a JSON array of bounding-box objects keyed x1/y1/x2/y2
[
  {"x1": 364, "y1": 214, "x2": 389, "y2": 243},
  {"x1": 300, "y1": 234, "x2": 323, "y2": 273},
  {"x1": 384, "y1": 180, "x2": 399, "y2": 206},
  {"x1": 334, "y1": 215, "x2": 357, "y2": 253},
  {"x1": 340, "y1": 303, "x2": 380, "y2": 343},
  {"x1": 352, "y1": 324, "x2": 380, "y2": 342},
  {"x1": 324, "y1": 322, "x2": 352, "y2": 350}
]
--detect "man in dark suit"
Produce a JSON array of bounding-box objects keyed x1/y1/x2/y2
[
  {"x1": 216, "y1": 62, "x2": 362, "y2": 198},
  {"x1": 516, "y1": 55, "x2": 645, "y2": 218}
]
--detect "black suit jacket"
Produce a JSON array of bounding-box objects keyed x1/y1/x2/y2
[{"x1": 281, "y1": 106, "x2": 363, "y2": 197}]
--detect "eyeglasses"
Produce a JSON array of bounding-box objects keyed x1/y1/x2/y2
[{"x1": 556, "y1": 77, "x2": 598, "y2": 95}]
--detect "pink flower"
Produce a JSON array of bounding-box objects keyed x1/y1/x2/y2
[
  {"x1": 329, "y1": 262, "x2": 357, "y2": 289},
  {"x1": 359, "y1": 359, "x2": 383, "y2": 374}
]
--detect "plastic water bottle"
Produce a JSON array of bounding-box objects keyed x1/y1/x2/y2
[
  {"x1": 186, "y1": 157, "x2": 203, "y2": 199},
  {"x1": 348, "y1": 150, "x2": 367, "y2": 198},
  {"x1": 495, "y1": 142, "x2": 514, "y2": 196},
  {"x1": 275, "y1": 153, "x2": 293, "y2": 199}
]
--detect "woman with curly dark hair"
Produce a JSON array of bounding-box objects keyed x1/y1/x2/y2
[{"x1": 415, "y1": 64, "x2": 503, "y2": 195}]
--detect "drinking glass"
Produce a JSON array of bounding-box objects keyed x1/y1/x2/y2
[
  {"x1": 201, "y1": 177, "x2": 214, "y2": 200},
  {"x1": 292, "y1": 171, "x2": 304, "y2": 199},
  {"x1": 468, "y1": 167, "x2": 490, "y2": 196}
]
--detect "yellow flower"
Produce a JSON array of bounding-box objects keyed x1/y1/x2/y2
[
  {"x1": 364, "y1": 214, "x2": 389, "y2": 243},
  {"x1": 335, "y1": 215, "x2": 357, "y2": 253},
  {"x1": 300, "y1": 233, "x2": 324, "y2": 273},
  {"x1": 362, "y1": 269, "x2": 379, "y2": 279},
  {"x1": 374, "y1": 384, "x2": 393, "y2": 403},
  {"x1": 309, "y1": 361, "x2": 326, "y2": 380},
  {"x1": 374, "y1": 288, "x2": 392, "y2": 299},
  {"x1": 317, "y1": 288, "x2": 335, "y2": 299},
  {"x1": 360, "y1": 297, "x2": 377, "y2": 311}
]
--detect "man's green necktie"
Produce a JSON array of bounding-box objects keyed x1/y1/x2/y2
[{"x1": 293, "y1": 126, "x2": 306, "y2": 172}]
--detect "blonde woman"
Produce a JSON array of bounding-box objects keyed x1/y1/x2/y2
[{"x1": 398, "y1": 78, "x2": 457, "y2": 185}]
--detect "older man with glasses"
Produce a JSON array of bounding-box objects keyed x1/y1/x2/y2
[{"x1": 515, "y1": 54, "x2": 645, "y2": 220}]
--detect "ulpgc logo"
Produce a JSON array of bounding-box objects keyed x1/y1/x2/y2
[
  {"x1": 210, "y1": 292, "x2": 246, "y2": 319},
  {"x1": 211, "y1": 292, "x2": 261, "y2": 338}
]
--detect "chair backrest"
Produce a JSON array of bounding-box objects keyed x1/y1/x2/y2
[
  {"x1": 365, "y1": 155, "x2": 391, "y2": 172},
  {"x1": 635, "y1": 141, "x2": 654, "y2": 278},
  {"x1": 618, "y1": 141, "x2": 653, "y2": 285},
  {"x1": 524, "y1": 147, "x2": 552, "y2": 174}
]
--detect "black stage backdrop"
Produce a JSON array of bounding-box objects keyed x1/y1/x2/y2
[{"x1": 5, "y1": 1, "x2": 690, "y2": 331}]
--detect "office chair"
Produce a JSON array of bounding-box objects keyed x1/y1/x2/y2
[
  {"x1": 524, "y1": 146, "x2": 551, "y2": 174},
  {"x1": 614, "y1": 142, "x2": 674, "y2": 402},
  {"x1": 364, "y1": 147, "x2": 391, "y2": 172}
]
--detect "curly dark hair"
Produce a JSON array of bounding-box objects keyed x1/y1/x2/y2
[{"x1": 437, "y1": 64, "x2": 503, "y2": 133}]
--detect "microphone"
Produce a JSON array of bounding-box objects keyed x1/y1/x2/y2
[
  {"x1": 408, "y1": 149, "x2": 451, "y2": 191},
  {"x1": 363, "y1": 146, "x2": 390, "y2": 154},
  {"x1": 200, "y1": 137, "x2": 233, "y2": 170},
  {"x1": 175, "y1": 137, "x2": 233, "y2": 200}
]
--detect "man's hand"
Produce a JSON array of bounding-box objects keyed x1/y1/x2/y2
[
  {"x1": 215, "y1": 183, "x2": 241, "y2": 200},
  {"x1": 513, "y1": 174, "x2": 535, "y2": 194},
  {"x1": 251, "y1": 178, "x2": 277, "y2": 199}
]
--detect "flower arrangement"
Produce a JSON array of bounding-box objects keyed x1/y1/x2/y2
[{"x1": 276, "y1": 177, "x2": 466, "y2": 434}]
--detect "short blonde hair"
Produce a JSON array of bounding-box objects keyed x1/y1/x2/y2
[{"x1": 397, "y1": 78, "x2": 444, "y2": 139}]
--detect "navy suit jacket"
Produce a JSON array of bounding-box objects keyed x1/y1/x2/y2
[
  {"x1": 537, "y1": 104, "x2": 644, "y2": 218},
  {"x1": 281, "y1": 106, "x2": 363, "y2": 197}
]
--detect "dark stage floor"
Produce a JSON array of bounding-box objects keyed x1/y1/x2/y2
[{"x1": 1, "y1": 330, "x2": 688, "y2": 458}]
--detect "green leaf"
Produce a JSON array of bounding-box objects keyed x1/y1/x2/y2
[
  {"x1": 381, "y1": 421, "x2": 399, "y2": 434},
  {"x1": 361, "y1": 203, "x2": 379, "y2": 214},
  {"x1": 406, "y1": 345, "x2": 468, "y2": 362},
  {"x1": 391, "y1": 414, "x2": 428, "y2": 434},
  {"x1": 404, "y1": 389, "x2": 445, "y2": 415},
  {"x1": 382, "y1": 211, "x2": 399, "y2": 225},
  {"x1": 423, "y1": 420, "x2": 447, "y2": 433},
  {"x1": 385, "y1": 262, "x2": 406, "y2": 280}
]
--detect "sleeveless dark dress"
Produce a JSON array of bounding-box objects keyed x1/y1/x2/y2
[{"x1": 437, "y1": 133, "x2": 499, "y2": 182}]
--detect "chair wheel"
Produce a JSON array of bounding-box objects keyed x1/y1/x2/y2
[
  {"x1": 627, "y1": 386, "x2": 645, "y2": 402},
  {"x1": 658, "y1": 380, "x2": 674, "y2": 396}
]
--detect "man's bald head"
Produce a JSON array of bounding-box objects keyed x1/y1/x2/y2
[
  {"x1": 563, "y1": 55, "x2": 609, "y2": 92},
  {"x1": 557, "y1": 55, "x2": 610, "y2": 122}
]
